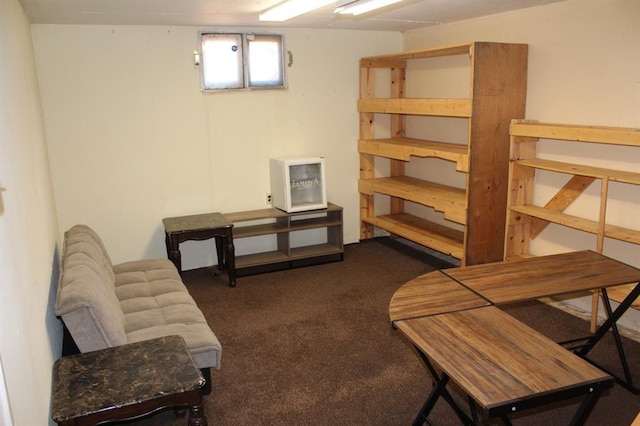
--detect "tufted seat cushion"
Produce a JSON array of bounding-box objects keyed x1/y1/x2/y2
[{"x1": 55, "y1": 225, "x2": 221, "y2": 370}]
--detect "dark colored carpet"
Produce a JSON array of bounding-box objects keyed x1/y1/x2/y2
[{"x1": 134, "y1": 238, "x2": 640, "y2": 425}]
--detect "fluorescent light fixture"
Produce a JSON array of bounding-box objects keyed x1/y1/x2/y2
[
  {"x1": 259, "y1": 0, "x2": 335, "y2": 22},
  {"x1": 334, "y1": 0, "x2": 403, "y2": 15}
]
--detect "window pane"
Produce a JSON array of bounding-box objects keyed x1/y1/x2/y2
[
  {"x1": 247, "y1": 35, "x2": 284, "y2": 87},
  {"x1": 201, "y1": 33, "x2": 244, "y2": 90}
]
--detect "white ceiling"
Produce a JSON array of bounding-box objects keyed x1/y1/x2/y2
[{"x1": 19, "y1": 0, "x2": 567, "y2": 32}]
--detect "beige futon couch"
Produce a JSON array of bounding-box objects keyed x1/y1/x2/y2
[{"x1": 54, "y1": 224, "x2": 221, "y2": 393}]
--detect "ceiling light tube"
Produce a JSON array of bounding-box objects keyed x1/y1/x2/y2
[
  {"x1": 335, "y1": 0, "x2": 403, "y2": 15},
  {"x1": 259, "y1": 0, "x2": 335, "y2": 22}
]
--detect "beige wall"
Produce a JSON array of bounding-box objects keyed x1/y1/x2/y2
[
  {"x1": 2, "y1": 0, "x2": 639, "y2": 422},
  {"x1": 0, "y1": 0, "x2": 62, "y2": 423},
  {"x1": 33, "y1": 25, "x2": 402, "y2": 269},
  {"x1": 403, "y1": 0, "x2": 640, "y2": 324}
]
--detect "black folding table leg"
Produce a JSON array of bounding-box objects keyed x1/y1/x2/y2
[
  {"x1": 413, "y1": 374, "x2": 449, "y2": 426},
  {"x1": 577, "y1": 285, "x2": 640, "y2": 393},
  {"x1": 468, "y1": 396, "x2": 479, "y2": 424},
  {"x1": 500, "y1": 415, "x2": 514, "y2": 426},
  {"x1": 578, "y1": 284, "x2": 640, "y2": 355},
  {"x1": 599, "y1": 289, "x2": 635, "y2": 388},
  {"x1": 569, "y1": 384, "x2": 604, "y2": 426},
  {"x1": 414, "y1": 349, "x2": 475, "y2": 425}
]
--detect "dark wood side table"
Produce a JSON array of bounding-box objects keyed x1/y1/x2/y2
[
  {"x1": 163, "y1": 212, "x2": 235, "y2": 287},
  {"x1": 51, "y1": 335, "x2": 207, "y2": 426}
]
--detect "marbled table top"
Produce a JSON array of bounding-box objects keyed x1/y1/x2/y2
[
  {"x1": 163, "y1": 212, "x2": 232, "y2": 233},
  {"x1": 52, "y1": 335, "x2": 204, "y2": 422}
]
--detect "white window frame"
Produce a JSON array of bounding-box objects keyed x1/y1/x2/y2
[{"x1": 199, "y1": 32, "x2": 287, "y2": 92}]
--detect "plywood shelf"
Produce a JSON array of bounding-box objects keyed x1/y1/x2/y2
[
  {"x1": 510, "y1": 205, "x2": 600, "y2": 234},
  {"x1": 358, "y1": 138, "x2": 469, "y2": 172},
  {"x1": 360, "y1": 42, "x2": 474, "y2": 63},
  {"x1": 359, "y1": 42, "x2": 528, "y2": 266},
  {"x1": 362, "y1": 213, "x2": 464, "y2": 259},
  {"x1": 514, "y1": 158, "x2": 640, "y2": 185},
  {"x1": 359, "y1": 176, "x2": 467, "y2": 224},
  {"x1": 605, "y1": 224, "x2": 640, "y2": 245},
  {"x1": 509, "y1": 121, "x2": 640, "y2": 146},
  {"x1": 510, "y1": 205, "x2": 640, "y2": 246},
  {"x1": 358, "y1": 98, "x2": 472, "y2": 117},
  {"x1": 505, "y1": 119, "x2": 640, "y2": 327}
]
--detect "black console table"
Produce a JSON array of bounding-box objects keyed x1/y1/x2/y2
[
  {"x1": 162, "y1": 204, "x2": 344, "y2": 284},
  {"x1": 163, "y1": 212, "x2": 235, "y2": 287}
]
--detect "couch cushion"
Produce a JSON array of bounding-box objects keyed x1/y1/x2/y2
[
  {"x1": 114, "y1": 259, "x2": 222, "y2": 370},
  {"x1": 55, "y1": 225, "x2": 126, "y2": 350}
]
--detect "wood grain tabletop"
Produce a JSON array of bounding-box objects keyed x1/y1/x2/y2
[{"x1": 395, "y1": 306, "x2": 613, "y2": 416}]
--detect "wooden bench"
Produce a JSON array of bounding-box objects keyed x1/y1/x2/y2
[{"x1": 395, "y1": 307, "x2": 613, "y2": 424}]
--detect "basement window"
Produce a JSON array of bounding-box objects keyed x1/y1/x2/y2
[{"x1": 199, "y1": 32, "x2": 286, "y2": 91}]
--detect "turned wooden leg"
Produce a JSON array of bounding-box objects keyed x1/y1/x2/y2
[
  {"x1": 225, "y1": 236, "x2": 236, "y2": 287},
  {"x1": 188, "y1": 403, "x2": 207, "y2": 426},
  {"x1": 165, "y1": 233, "x2": 183, "y2": 274}
]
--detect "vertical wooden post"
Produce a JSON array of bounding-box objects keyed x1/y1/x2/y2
[
  {"x1": 390, "y1": 65, "x2": 406, "y2": 215},
  {"x1": 466, "y1": 43, "x2": 529, "y2": 265},
  {"x1": 359, "y1": 61, "x2": 375, "y2": 239}
]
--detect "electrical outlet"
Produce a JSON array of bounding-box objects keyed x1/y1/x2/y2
[{"x1": 266, "y1": 193, "x2": 272, "y2": 204}]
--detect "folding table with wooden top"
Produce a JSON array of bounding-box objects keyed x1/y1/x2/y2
[
  {"x1": 390, "y1": 250, "x2": 640, "y2": 424},
  {"x1": 395, "y1": 307, "x2": 613, "y2": 425}
]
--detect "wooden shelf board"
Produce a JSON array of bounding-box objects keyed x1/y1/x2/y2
[
  {"x1": 288, "y1": 202, "x2": 343, "y2": 216},
  {"x1": 235, "y1": 245, "x2": 343, "y2": 269},
  {"x1": 224, "y1": 208, "x2": 288, "y2": 223},
  {"x1": 225, "y1": 202, "x2": 342, "y2": 224},
  {"x1": 289, "y1": 244, "x2": 344, "y2": 259},
  {"x1": 235, "y1": 251, "x2": 289, "y2": 268},
  {"x1": 510, "y1": 205, "x2": 640, "y2": 245},
  {"x1": 515, "y1": 158, "x2": 640, "y2": 185},
  {"x1": 510, "y1": 205, "x2": 599, "y2": 234},
  {"x1": 358, "y1": 98, "x2": 472, "y2": 118},
  {"x1": 233, "y1": 223, "x2": 289, "y2": 238},
  {"x1": 607, "y1": 284, "x2": 640, "y2": 310},
  {"x1": 360, "y1": 42, "x2": 472, "y2": 63},
  {"x1": 359, "y1": 176, "x2": 467, "y2": 225},
  {"x1": 510, "y1": 121, "x2": 640, "y2": 147},
  {"x1": 363, "y1": 213, "x2": 464, "y2": 259},
  {"x1": 605, "y1": 224, "x2": 640, "y2": 245},
  {"x1": 289, "y1": 218, "x2": 343, "y2": 232},
  {"x1": 359, "y1": 138, "x2": 469, "y2": 172}
]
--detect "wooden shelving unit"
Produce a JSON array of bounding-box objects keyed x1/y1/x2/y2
[
  {"x1": 505, "y1": 120, "x2": 640, "y2": 328},
  {"x1": 358, "y1": 42, "x2": 528, "y2": 266},
  {"x1": 223, "y1": 203, "x2": 344, "y2": 273}
]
